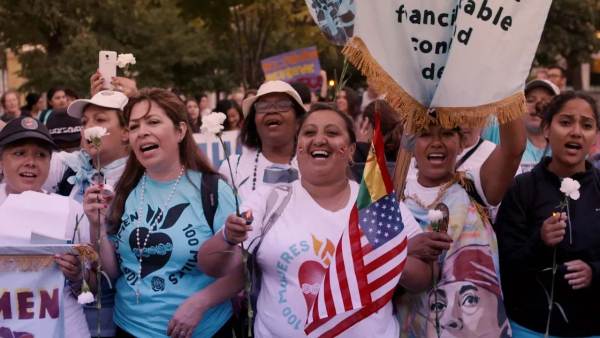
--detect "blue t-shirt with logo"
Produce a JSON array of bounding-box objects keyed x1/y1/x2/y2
[{"x1": 113, "y1": 170, "x2": 235, "y2": 337}]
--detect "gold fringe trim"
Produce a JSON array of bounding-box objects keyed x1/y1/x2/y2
[
  {"x1": 0, "y1": 244, "x2": 98, "y2": 272},
  {"x1": 0, "y1": 255, "x2": 55, "y2": 272},
  {"x1": 343, "y1": 36, "x2": 428, "y2": 128},
  {"x1": 342, "y1": 37, "x2": 526, "y2": 130}
]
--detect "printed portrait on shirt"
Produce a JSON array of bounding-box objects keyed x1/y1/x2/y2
[{"x1": 427, "y1": 245, "x2": 510, "y2": 338}]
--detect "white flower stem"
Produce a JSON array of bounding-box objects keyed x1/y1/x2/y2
[
  {"x1": 95, "y1": 150, "x2": 103, "y2": 337},
  {"x1": 545, "y1": 247, "x2": 557, "y2": 338},
  {"x1": 216, "y1": 135, "x2": 252, "y2": 336},
  {"x1": 217, "y1": 135, "x2": 240, "y2": 216},
  {"x1": 566, "y1": 200, "x2": 573, "y2": 245}
]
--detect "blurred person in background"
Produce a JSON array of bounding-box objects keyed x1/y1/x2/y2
[
  {"x1": 198, "y1": 93, "x2": 212, "y2": 117},
  {"x1": 215, "y1": 99, "x2": 243, "y2": 131},
  {"x1": 352, "y1": 99, "x2": 402, "y2": 180},
  {"x1": 39, "y1": 87, "x2": 69, "y2": 124},
  {"x1": 335, "y1": 86, "x2": 361, "y2": 121},
  {"x1": 244, "y1": 89, "x2": 257, "y2": 100},
  {"x1": 290, "y1": 81, "x2": 312, "y2": 112},
  {"x1": 186, "y1": 98, "x2": 201, "y2": 133},
  {"x1": 21, "y1": 92, "x2": 47, "y2": 119},
  {"x1": 547, "y1": 65, "x2": 567, "y2": 92},
  {"x1": 360, "y1": 77, "x2": 385, "y2": 112},
  {"x1": 229, "y1": 89, "x2": 244, "y2": 107},
  {"x1": 0, "y1": 90, "x2": 22, "y2": 122},
  {"x1": 65, "y1": 88, "x2": 80, "y2": 105}
]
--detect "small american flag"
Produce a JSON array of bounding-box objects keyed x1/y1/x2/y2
[{"x1": 304, "y1": 112, "x2": 408, "y2": 337}]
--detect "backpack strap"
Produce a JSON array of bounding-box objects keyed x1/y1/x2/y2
[{"x1": 201, "y1": 173, "x2": 220, "y2": 234}]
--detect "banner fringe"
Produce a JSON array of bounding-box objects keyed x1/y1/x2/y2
[
  {"x1": 342, "y1": 37, "x2": 525, "y2": 130},
  {"x1": 0, "y1": 244, "x2": 98, "y2": 272}
]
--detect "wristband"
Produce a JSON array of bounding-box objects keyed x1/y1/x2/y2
[{"x1": 221, "y1": 228, "x2": 237, "y2": 246}]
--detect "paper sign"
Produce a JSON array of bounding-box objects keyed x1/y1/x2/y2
[{"x1": 0, "y1": 191, "x2": 70, "y2": 241}]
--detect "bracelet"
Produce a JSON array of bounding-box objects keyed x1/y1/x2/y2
[{"x1": 221, "y1": 228, "x2": 237, "y2": 246}]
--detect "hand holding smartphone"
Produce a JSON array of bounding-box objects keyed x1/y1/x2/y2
[{"x1": 98, "y1": 51, "x2": 117, "y2": 90}]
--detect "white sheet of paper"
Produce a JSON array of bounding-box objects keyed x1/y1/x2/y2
[{"x1": 0, "y1": 191, "x2": 70, "y2": 241}]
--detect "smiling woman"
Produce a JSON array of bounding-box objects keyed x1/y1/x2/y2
[
  {"x1": 197, "y1": 103, "x2": 430, "y2": 337},
  {"x1": 0, "y1": 116, "x2": 91, "y2": 337},
  {"x1": 82, "y1": 88, "x2": 242, "y2": 338},
  {"x1": 219, "y1": 81, "x2": 306, "y2": 200}
]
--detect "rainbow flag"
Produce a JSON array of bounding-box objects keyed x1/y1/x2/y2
[{"x1": 305, "y1": 113, "x2": 408, "y2": 337}]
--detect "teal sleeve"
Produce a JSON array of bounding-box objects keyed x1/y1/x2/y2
[
  {"x1": 481, "y1": 116, "x2": 500, "y2": 145},
  {"x1": 213, "y1": 179, "x2": 237, "y2": 232}
]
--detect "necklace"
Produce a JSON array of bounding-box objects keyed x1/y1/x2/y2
[
  {"x1": 251, "y1": 150, "x2": 260, "y2": 191},
  {"x1": 134, "y1": 166, "x2": 185, "y2": 303},
  {"x1": 406, "y1": 176, "x2": 457, "y2": 210}
]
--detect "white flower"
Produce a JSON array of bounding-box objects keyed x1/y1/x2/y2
[
  {"x1": 84, "y1": 126, "x2": 110, "y2": 142},
  {"x1": 560, "y1": 177, "x2": 581, "y2": 200},
  {"x1": 117, "y1": 53, "x2": 136, "y2": 68},
  {"x1": 77, "y1": 291, "x2": 95, "y2": 304},
  {"x1": 200, "y1": 112, "x2": 227, "y2": 135},
  {"x1": 427, "y1": 209, "x2": 444, "y2": 223}
]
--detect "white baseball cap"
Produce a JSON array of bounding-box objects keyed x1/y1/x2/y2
[
  {"x1": 67, "y1": 90, "x2": 129, "y2": 118},
  {"x1": 242, "y1": 80, "x2": 305, "y2": 117}
]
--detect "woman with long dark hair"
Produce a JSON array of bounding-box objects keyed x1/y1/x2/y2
[
  {"x1": 496, "y1": 92, "x2": 600, "y2": 337},
  {"x1": 83, "y1": 88, "x2": 241, "y2": 337}
]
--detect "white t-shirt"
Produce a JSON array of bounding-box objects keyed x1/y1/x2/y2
[
  {"x1": 241, "y1": 180, "x2": 421, "y2": 337},
  {"x1": 0, "y1": 183, "x2": 91, "y2": 338},
  {"x1": 218, "y1": 147, "x2": 298, "y2": 201},
  {"x1": 407, "y1": 138, "x2": 496, "y2": 181}
]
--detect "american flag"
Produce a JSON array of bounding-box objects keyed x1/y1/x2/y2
[{"x1": 304, "y1": 112, "x2": 408, "y2": 337}]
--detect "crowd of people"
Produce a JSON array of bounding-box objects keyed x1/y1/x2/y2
[{"x1": 0, "y1": 65, "x2": 598, "y2": 338}]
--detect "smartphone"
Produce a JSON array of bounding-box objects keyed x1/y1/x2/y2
[{"x1": 98, "y1": 51, "x2": 117, "y2": 90}]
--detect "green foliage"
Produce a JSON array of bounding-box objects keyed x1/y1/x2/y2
[
  {"x1": 0, "y1": 0, "x2": 213, "y2": 95},
  {"x1": 536, "y1": 0, "x2": 600, "y2": 67},
  {"x1": 178, "y1": 0, "x2": 351, "y2": 91}
]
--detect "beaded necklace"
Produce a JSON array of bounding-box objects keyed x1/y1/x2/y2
[
  {"x1": 134, "y1": 166, "x2": 185, "y2": 303},
  {"x1": 251, "y1": 150, "x2": 260, "y2": 191}
]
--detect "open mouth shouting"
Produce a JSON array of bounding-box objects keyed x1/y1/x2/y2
[
  {"x1": 426, "y1": 152, "x2": 447, "y2": 165},
  {"x1": 264, "y1": 116, "x2": 283, "y2": 129},
  {"x1": 564, "y1": 141, "x2": 583, "y2": 155},
  {"x1": 139, "y1": 142, "x2": 159, "y2": 157}
]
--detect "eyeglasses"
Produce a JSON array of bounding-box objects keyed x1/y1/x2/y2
[{"x1": 255, "y1": 100, "x2": 293, "y2": 113}]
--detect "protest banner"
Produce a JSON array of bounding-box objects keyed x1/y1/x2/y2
[
  {"x1": 261, "y1": 46, "x2": 322, "y2": 92},
  {"x1": 308, "y1": 0, "x2": 551, "y2": 128},
  {"x1": 194, "y1": 130, "x2": 242, "y2": 169},
  {"x1": 0, "y1": 245, "x2": 85, "y2": 338}
]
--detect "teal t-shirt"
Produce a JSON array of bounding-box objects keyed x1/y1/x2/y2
[
  {"x1": 518, "y1": 139, "x2": 549, "y2": 174},
  {"x1": 113, "y1": 170, "x2": 236, "y2": 337}
]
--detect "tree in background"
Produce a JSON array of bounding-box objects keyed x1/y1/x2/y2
[
  {"x1": 536, "y1": 0, "x2": 600, "y2": 89},
  {"x1": 0, "y1": 0, "x2": 368, "y2": 96},
  {"x1": 0, "y1": 0, "x2": 214, "y2": 95}
]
